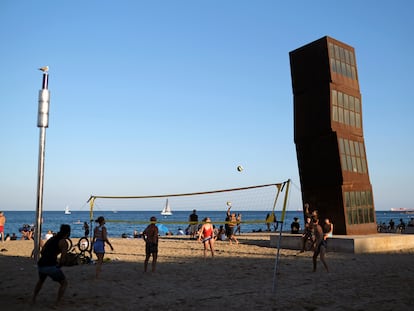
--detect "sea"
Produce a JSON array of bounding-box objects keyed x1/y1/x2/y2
[{"x1": 2, "y1": 210, "x2": 413, "y2": 239}]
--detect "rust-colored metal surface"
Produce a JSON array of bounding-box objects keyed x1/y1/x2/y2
[{"x1": 290, "y1": 36, "x2": 376, "y2": 235}]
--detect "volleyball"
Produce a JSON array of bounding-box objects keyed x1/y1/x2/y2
[
  {"x1": 226, "y1": 201, "x2": 232, "y2": 207},
  {"x1": 237, "y1": 165, "x2": 243, "y2": 172}
]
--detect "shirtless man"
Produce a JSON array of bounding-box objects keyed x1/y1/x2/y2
[{"x1": 312, "y1": 218, "x2": 329, "y2": 273}]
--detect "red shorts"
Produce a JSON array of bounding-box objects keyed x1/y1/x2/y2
[{"x1": 0, "y1": 226, "x2": 4, "y2": 233}]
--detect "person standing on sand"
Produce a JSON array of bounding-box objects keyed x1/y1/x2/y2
[
  {"x1": 312, "y1": 218, "x2": 329, "y2": 273},
  {"x1": 265, "y1": 212, "x2": 278, "y2": 231},
  {"x1": 0, "y1": 211, "x2": 6, "y2": 243},
  {"x1": 143, "y1": 216, "x2": 159, "y2": 272},
  {"x1": 300, "y1": 217, "x2": 313, "y2": 252},
  {"x1": 188, "y1": 209, "x2": 199, "y2": 239},
  {"x1": 83, "y1": 221, "x2": 90, "y2": 237},
  {"x1": 226, "y1": 206, "x2": 239, "y2": 244},
  {"x1": 198, "y1": 217, "x2": 215, "y2": 257},
  {"x1": 32, "y1": 224, "x2": 71, "y2": 306},
  {"x1": 92, "y1": 216, "x2": 114, "y2": 279},
  {"x1": 235, "y1": 213, "x2": 242, "y2": 235}
]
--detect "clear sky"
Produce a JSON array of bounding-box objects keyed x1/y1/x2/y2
[{"x1": 1, "y1": 1, "x2": 413, "y2": 211}]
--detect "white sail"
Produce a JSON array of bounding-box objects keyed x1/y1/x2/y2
[
  {"x1": 161, "y1": 199, "x2": 172, "y2": 216},
  {"x1": 64, "y1": 206, "x2": 71, "y2": 215}
]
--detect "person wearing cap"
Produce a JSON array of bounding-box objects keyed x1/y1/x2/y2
[
  {"x1": 32, "y1": 224, "x2": 71, "y2": 306},
  {"x1": 143, "y1": 216, "x2": 159, "y2": 272},
  {"x1": 92, "y1": 216, "x2": 113, "y2": 279}
]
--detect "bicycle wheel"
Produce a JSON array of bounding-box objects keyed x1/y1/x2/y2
[
  {"x1": 65, "y1": 238, "x2": 73, "y2": 251},
  {"x1": 77, "y1": 237, "x2": 90, "y2": 252}
]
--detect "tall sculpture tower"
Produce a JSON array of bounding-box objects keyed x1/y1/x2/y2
[{"x1": 290, "y1": 36, "x2": 376, "y2": 235}]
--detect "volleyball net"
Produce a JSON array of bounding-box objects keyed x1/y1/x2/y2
[{"x1": 86, "y1": 180, "x2": 291, "y2": 226}]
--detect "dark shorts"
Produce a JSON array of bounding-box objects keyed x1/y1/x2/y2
[
  {"x1": 146, "y1": 242, "x2": 158, "y2": 255},
  {"x1": 226, "y1": 226, "x2": 235, "y2": 237},
  {"x1": 38, "y1": 266, "x2": 65, "y2": 282}
]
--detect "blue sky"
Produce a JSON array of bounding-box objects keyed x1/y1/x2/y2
[{"x1": 0, "y1": 1, "x2": 413, "y2": 211}]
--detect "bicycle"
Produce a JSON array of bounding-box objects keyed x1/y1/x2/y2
[{"x1": 64, "y1": 237, "x2": 93, "y2": 265}]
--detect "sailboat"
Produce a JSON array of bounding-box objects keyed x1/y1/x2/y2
[
  {"x1": 64, "y1": 206, "x2": 71, "y2": 215},
  {"x1": 161, "y1": 199, "x2": 172, "y2": 216}
]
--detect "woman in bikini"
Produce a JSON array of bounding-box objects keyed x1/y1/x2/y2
[{"x1": 198, "y1": 217, "x2": 215, "y2": 258}]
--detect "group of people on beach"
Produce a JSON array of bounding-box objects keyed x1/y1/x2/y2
[
  {"x1": 195, "y1": 205, "x2": 244, "y2": 258},
  {"x1": 32, "y1": 215, "x2": 114, "y2": 306},
  {"x1": 0, "y1": 211, "x2": 23, "y2": 243},
  {"x1": 29, "y1": 202, "x2": 335, "y2": 306},
  {"x1": 299, "y1": 203, "x2": 333, "y2": 273}
]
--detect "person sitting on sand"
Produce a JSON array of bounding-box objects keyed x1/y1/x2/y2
[
  {"x1": 216, "y1": 225, "x2": 227, "y2": 241},
  {"x1": 20, "y1": 224, "x2": 33, "y2": 240},
  {"x1": 290, "y1": 217, "x2": 300, "y2": 234},
  {"x1": 45, "y1": 230, "x2": 54, "y2": 240}
]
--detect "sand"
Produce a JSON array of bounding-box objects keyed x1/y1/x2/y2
[{"x1": 0, "y1": 234, "x2": 413, "y2": 310}]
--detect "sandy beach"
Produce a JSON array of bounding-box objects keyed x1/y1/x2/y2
[{"x1": 1, "y1": 234, "x2": 413, "y2": 310}]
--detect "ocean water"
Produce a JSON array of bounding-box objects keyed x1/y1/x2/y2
[{"x1": 1, "y1": 210, "x2": 413, "y2": 239}]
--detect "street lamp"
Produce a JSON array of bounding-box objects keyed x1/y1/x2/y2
[{"x1": 33, "y1": 66, "x2": 50, "y2": 262}]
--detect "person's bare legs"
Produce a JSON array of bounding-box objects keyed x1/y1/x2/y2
[
  {"x1": 144, "y1": 254, "x2": 150, "y2": 272},
  {"x1": 209, "y1": 239, "x2": 214, "y2": 257},
  {"x1": 95, "y1": 253, "x2": 104, "y2": 278},
  {"x1": 151, "y1": 253, "x2": 157, "y2": 272},
  {"x1": 56, "y1": 279, "x2": 68, "y2": 305},
  {"x1": 312, "y1": 248, "x2": 319, "y2": 272},
  {"x1": 320, "y1": 247, "x2": 329, "y2": 272},
  {"x1": 32, "y1": 278, "x2": 45, "y2": 304},
  {"x1": 231, "y1": 234, "x2": 239, "y2": 244}
]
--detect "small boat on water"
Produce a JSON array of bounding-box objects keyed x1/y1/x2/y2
[
  {"x1": 390, "y1": 208, "x2": 414, "y2": 213},
  {"x1": 161, "y1": 199, "x2": 172, "y2": 216},
  {"x1": 64, "y1": 206, "x2": 71, "y2": 215}
]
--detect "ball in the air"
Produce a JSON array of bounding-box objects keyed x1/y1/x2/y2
[{"x1": 237, "y1": 165, "x2": 243, "y2": 172}]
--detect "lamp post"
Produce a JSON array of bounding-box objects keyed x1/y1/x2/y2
[{"x1": 33, "y1": 66, "x2": 50, "y2": 262}]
